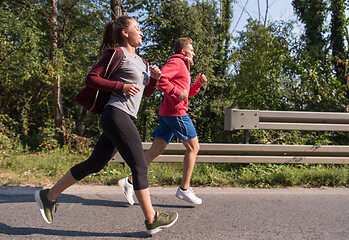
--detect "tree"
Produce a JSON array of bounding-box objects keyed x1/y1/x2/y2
[
  {"x1": 231, "y1": 20, "x2": 293, "y2": 111},
  {"x1": 0, "y1": 0, "x2": 109, "y2": 149},
  {"x1": 292, "y1": 0, "x2": 348, "y2": 111},
  {"x1": 48, "y1": 0, "x2": 65, "y2": 145},
  {"x1": 0, "y1": 1, "x2": 48, "y2": 139},
  {"x1": 111, "y1": 0, "x2": 122, "y2": 19},
  {"x1": 216, "y1": 0, "x2": 234, "y2": 76},
  {"x1": 292, "y1": 0, "x2": 327, "y2": 60},
  {"x1": 330, "y1": 0, "x2": 348, "y2": 89}
]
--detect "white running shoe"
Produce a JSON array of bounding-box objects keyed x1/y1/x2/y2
[
  {"x1": 175, "y1": 186, "x2": 202, "y2": 204},
  {"x1": 118, "y1": 177, "x2": 135, "y2": 205}
]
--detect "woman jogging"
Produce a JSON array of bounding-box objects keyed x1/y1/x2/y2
[{"x1": 34, "y1": 16, "x2": 178, "y2": 235}]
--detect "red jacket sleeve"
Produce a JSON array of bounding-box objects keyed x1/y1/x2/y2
[
  {"x1": 189, "y1": 81, "x2": 202, "y2": 98},
  {"x1": 85, "y1": 48, "x2": 124, "y2": 93},
  {"x1": 158, "y1": 59, "x2": 182, "y2": 97}
]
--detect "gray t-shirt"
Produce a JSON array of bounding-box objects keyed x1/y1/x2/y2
[{"x1": 107, "y1": 47, "x2": 149, "y2": 118}]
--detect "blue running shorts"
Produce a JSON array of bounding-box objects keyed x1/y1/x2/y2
[{"x1": 151, "y1": 115, "x2": 197, "y2": 144}]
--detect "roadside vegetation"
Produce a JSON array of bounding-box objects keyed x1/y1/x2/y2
[
  {"x1": 2, "y1": 147, "x2": 349, "y2": 188},
  {"x1": 1, "y1": 1, "x2": 348, "y2": 189},
  {"x1": 1, "y1": 112, "x2": 348, "y2": 189}
]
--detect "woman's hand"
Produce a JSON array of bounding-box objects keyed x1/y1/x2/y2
[
  {"x1": 123, "y1": 84, "x2": 141, "y2": 97},
  {"x1": 150, "y1": 65, "x2": 161, "y2": 80}
]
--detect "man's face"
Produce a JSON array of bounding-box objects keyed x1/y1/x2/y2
[{"x1": 182, "y1": 44, "x2": 195, "y2": 60}]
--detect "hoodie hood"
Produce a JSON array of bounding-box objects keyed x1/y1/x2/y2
[{"x1": 170, "y1": 54, "x2": 193, "y2": 65}]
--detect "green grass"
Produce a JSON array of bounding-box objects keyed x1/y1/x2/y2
[{"x1": 1, "y1": 148, "x2": 349, "y2": 188}]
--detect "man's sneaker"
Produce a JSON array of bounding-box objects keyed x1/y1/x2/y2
[
  {"x1": 118, "y1": 176, "x2": 135, "y2": 205},
  {"x1": 175, "y1": 186, "x2": 202, "y2": 204},
  {"x1": 34, "y1": 189, "x2": 58, "y2": 224},
  {"x1": 145, "y1": 211, "x2": 178, "y2": 235}
]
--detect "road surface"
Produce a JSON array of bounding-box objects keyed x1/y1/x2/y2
[{"x1": 1, "y1": 185, "x2": 349, "y2": 239}]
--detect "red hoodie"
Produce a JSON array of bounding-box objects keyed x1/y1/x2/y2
[{"x1": 158, "y1": 54, "x2": 203, "y2": 116}]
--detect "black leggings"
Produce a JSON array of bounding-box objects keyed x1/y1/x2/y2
[{"x1": 71, "y1": 105, "x2": 148, "y2": 190}]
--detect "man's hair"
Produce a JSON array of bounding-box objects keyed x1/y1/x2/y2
[{"x1": 173, "y1": 37, "x2": 193, "y2": 54}]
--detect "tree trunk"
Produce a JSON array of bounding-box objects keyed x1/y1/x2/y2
[
  {"x1": 330, "y1": 0, "x2": 348, "y2": 89},
  {"x1": 49, "y1": 0, "x2": 65, "y2": 145},
  {"x1": 111, "y1": 0, "x2": 123, "y2": 19},
  {"x1": 76, "y1": 106, "x2": 85, "y2": 136}
]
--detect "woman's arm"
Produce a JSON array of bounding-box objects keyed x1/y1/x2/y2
[
  {"x1": 84, "y1": 48, "x2": 125, "y2": 93},
  {"x1": 144, "y1": 65, "x2": 161, "y2": 98}
]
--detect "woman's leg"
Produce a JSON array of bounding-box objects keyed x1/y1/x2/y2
[
  {"x1": 47, "y1": 133, "x2": 117, "y2": 201},
  {"x1": 35, "y1": 131, "x2": 117, "y2": 224},
  {"x1": 101, "y1": 106, "x2": 155, "y2": 222},
  {"x1": 135, "y1": 189, "x2": 155, "y2": 222},
  {"x1": 47, "y1": 170, "x2": 77, "y2": 200}
]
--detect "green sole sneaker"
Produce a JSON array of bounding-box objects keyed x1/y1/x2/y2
[
  {"x1": 145, "y1": 211, "x2": 178, "y2": 235},
  {"x1": 34, "y1": 189, "x2": 58, "y2": 224}
]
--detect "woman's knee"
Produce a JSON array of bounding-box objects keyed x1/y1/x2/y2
[
  {"x1": 131, "y1": 165, "x2": 149, "y2": 190},
  {"x1": 71, "y1": 158, "x2": 106, "y2": 180}
]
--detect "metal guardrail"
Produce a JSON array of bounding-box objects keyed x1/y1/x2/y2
[
  {"x1": 224, "y1": 109, "x2": 349, "y2": 131},
  {"x1": 224, "y1": 109, "x2": 349, "y2": 144},
  {"x1": 111, "y1": 109, "x2": 349, "y2": 164},
  {"x1": 111, "y1": 143, "x2": 349, "y2": 164}
]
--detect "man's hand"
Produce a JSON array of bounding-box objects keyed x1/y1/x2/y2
[
  {"x1": 178, "y1": 89, "x2": 188, "y2": 101},
  {"x1": 123, "y1": 84, "x2": 141, "y2": 97},
  {"x1": 150, "y1": 65, "x2": 161, "y2": 81},
  {"x1": 196, "y1": 73, "x2": 207, "y2": 85}
]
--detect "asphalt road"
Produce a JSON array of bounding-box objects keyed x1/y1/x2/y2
[{"x1": 1, "y1": 185, "x2": 349, "y2": 240}]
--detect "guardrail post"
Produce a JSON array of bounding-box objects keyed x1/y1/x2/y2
[
  {"x1": 224, "y1": 109, "x2": 259, "y2": 131},
  {"x1": 244, "y1": 130, "x2": 250, "y2": 144},
  {"x1": 225, "y1": 109, "x2": 259, "y2": 144}
]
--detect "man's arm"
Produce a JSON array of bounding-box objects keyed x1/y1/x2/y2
[
  {"x1": 157, "y1": 59, "x2": 182, "y2": 98},
  {"x1": 189, "y1": 73, "x2": 207, "y2": 98}
]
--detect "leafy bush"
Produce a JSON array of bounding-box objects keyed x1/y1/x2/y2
[{"x1": 0, "y1": 114, "x2": 26, "y2": 156}]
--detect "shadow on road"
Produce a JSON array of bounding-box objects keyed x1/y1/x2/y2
[
  {"x1": 0, "y1": 186, "x2": 195, "y2": 209},
  {"x1": 0, "y1": 192, "x2": 130, "y2": 208},
  {"x1": 0, "y1": 186, "x2": 190, "y2": 239},
  {"x1": 0, "y1": 222, "x2": 150, "y2": 238}
]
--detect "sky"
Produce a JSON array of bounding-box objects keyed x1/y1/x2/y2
[{"x1": 231, "y1": 0, "x2": 300, "y2": 36}]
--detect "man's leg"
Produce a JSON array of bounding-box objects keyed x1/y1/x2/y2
[
  {"x1": 145, "y1": 137, "x2": 168, "y2": 165},
  {"x1": 180, "y1": 136, "x2": 200, "y2": 189},
  {"x1": 127, "y1": 137, "x2": 168, "y2": 184},
  {"x1": 174, "y1": 136, "x2": 202, "y2": 204}
]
